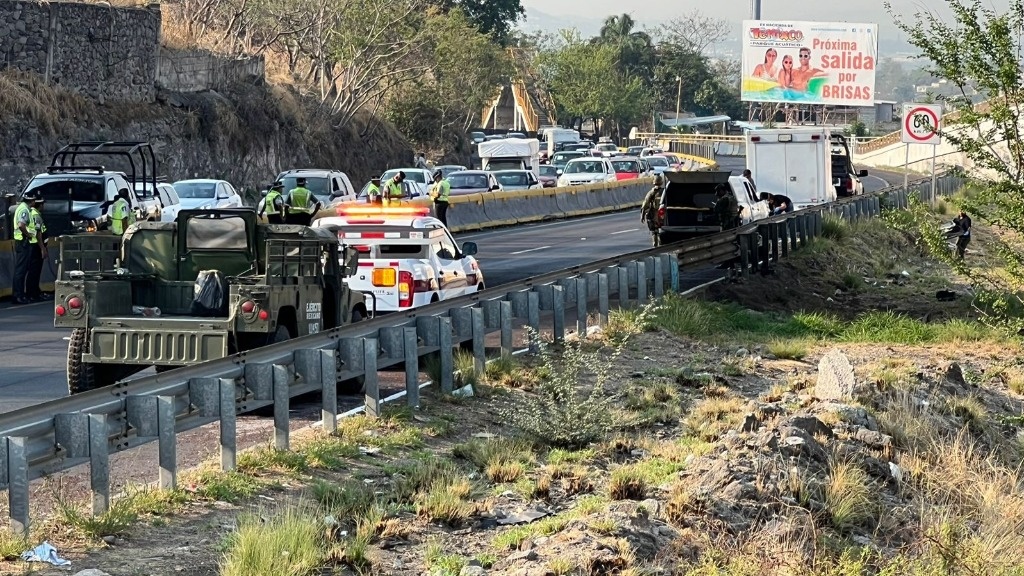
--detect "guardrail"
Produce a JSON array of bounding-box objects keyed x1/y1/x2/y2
[{"x1": 0, "y1": 170, "x2": 963, "y2": 534}]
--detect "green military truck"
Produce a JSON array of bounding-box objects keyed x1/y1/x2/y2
[{"x1": 54, "y1": 208, "x2": 370, "y2": 393}]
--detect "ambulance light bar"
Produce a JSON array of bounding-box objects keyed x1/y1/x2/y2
[{"x1": 336, "y1": 206, "x2": 431, "y2": 218}]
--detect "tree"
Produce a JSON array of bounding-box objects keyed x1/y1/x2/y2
[
  {"x1": 887, "y1": 0, "x2": 1024, "y2": 331},
  {"x1": 427, "y1": 0, "x2": 524, "y2": 44},
  {"x1": 593, "y1": 14, "x2": 656, "y2": 80},
  {"x1": 653, "y1": 9, "x2": 731, "y2": 55}
]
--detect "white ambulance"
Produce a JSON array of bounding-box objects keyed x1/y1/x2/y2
[{"x1": 313, "y1": 206, "x2": 484, "y2": 312}]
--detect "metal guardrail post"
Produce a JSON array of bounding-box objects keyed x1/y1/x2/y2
[
  {"x1": 89, "y1": 414, "x2": 109, "y2": 515},
  {"x1": 770, "y1": 223, "x2": 780, "y2": 263},
  {"x1": 363, "y1": 338, "x2": 380, "y2": 417},
  {"x1": 739, "y1": 233, "x2": 750, "y2": 273},
  {"x1": 296, "y1": 349, "x2": 337, "y2": 434},
  {"x1": 617, "y1": 266, "x2": 630, "y2": 308},
  {"x1": 403, "y1": 327, "x2": 419, "y2": 409},
  {"x1": 471, "y1": 307, "x2": 486, "y2": 375},
  {"x1": 190, "y1": 378, "x2": 237, "y2": 471},
  {"x1": 499, "y1": 301, "x2": 513, "y2": 357},
  {"x1": 636, "y1": 260, "x2": 648, "y2": 302},
  {"x1": 653, "y1": 255, "x2": 668, "y2": 298},
  {"x1": 551, "y1": 285, "x2": 565, "y2": 343},
  {"x1": 597, "y1": 272, "x2": 610, "y2": 323},
  {"x1": 575, "y1": 278, "x2": 587, "y2": 336},
  {"x1": 814, "y1": 211, "x2": 823, "y2": 237},
  {"x1": 417, "y1": 316, "x2": 455, "y2": 392},
  {"x1": 789, "y1": 217, "x2": 799, "y2": 249},
  {"x1": 6, "y1": 437, "x2": 28, "y2": 535},
  {"x1": 158, "y1": 395, "x2": 177, "y2": 488},
  {"x1": 757, "y1": 225, "x2": 771, "y2": 273}
]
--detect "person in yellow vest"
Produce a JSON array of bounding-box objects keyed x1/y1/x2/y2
[
  {"x1": 11, "y1": 190, "x2": 39, "y2": 305},
  {"x1": 429, "y1": 169, "x2": 451, "y2": 227},
  {"x1": 25, "y1": 196, "x2": 51, "y2": 302},
  {"x1": 383, "y1": 172, "x2": 405, "y2": 207},
  {"x1": 260, "y1": 181, "x2": 286, "y2": 224},
  {"x1": 110, "y1": 188, "x2": 136, "y2": 236},
  {"x1": 366, "y1": 177, "x2": 382, "y2": 204},
  {"x1": 285, "y1": 177, "x2": 318, "y2": 225}
]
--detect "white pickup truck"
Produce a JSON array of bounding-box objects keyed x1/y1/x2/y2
[{"x1": 313, "y1": 206, "x2": 484, "y2": 312}]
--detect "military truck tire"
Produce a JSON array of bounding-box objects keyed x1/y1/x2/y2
[
  {"x1": 268, "y1": 324, "x2": 292, "y2": 345},
  {"x1": 67, "y1": 328, "x2": 96, "y2": 394},
  {"x1": 351, "y1": 308, "x2": 365, "y2": 323}
]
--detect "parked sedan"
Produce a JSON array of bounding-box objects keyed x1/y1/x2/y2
[
  {"x1": 447, "y1": 170, "x2": 502, "y2": 195},
  {"x1": 172, "y1": 179, "x2": 244, "y2": 210},
  {"x1": 538, "y1": 165, "x2": 559, "y2": 188},
  {"x1": 493, "y1": 170, "x2": 542, "y2": 191}
]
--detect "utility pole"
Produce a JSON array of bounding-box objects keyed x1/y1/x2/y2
[
  {"x1": 751, "y1": 0, "x2": 761, "y2": 19},
  {"x1": 675, "y1": 76, "x2": 682, "y2": 132}
]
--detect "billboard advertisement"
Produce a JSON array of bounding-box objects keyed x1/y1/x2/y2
[{"x1": 741, "y1": 20, "x2": 878, "y2": 107}]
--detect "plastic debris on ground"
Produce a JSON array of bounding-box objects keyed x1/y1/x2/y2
[{"x1": 21, "y1": 541, "x2": 71, "y2": 566}]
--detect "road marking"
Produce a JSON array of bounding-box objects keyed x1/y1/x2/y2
[
  {"x1": 509, "y1": 245, "x2": 551, "y2": 255},
  {"x1": 610, "y1": 228, "x2": 638, "y2": 235}
]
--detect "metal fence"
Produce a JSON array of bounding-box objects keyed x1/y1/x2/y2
[{"x1": 0, "y1": 173, "x2": 964, "y2": 534}]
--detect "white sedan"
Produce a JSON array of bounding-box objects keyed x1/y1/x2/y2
[{"x1": 172, "y1": 179, "x2": 244, "y2": 210}]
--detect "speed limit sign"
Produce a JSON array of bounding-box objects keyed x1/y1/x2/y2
[{"x1": 902, "y1": 104, "x2": 942, "y2": 145}]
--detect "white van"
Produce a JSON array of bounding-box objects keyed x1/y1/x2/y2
[
  {"x1": 543, "y1": 128, "x2": 581, "y2": 156},
  {"x1": 745, "y1": 127, "x2": 837, "y2": 209}
]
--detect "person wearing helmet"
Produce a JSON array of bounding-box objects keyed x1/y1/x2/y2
[
  {"x1": 429, "y1": 169, "x2": 451, "y2": 226},
  {"x1": 11, "y1": 190, "x2": 39, "y2": 305},
  {"x1": 285, "y1": 177, "x2": 317, "y2": 225},
  {"x1": 640, "y1": 174, "x2": 664, "y2": 247},
  {"x1": 383, "y1": 171, "x2": 405, "y2": 207},
  {"x1": 260, "y1": 181, "x2": 286, "y2": 224}
]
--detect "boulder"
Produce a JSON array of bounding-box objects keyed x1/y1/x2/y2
[{"x1": 815, "y1": 349, "x2": 857, "y2": 401}]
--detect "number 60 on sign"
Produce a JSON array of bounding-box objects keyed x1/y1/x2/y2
[{"x1": 901, "y1": 103, "x2": 942, "y2": 145}]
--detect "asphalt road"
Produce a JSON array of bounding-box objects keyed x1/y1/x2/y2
[{"x1": 0, "y1": 156, "x2": 898, "y2": 413}]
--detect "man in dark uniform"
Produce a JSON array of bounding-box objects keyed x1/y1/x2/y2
[
  {"x1": 640, "y1": 174, "x2": 664, "y2": 247},
  {"x1": 714, "y1": 185, "x2": 740, "y2": 230},
  {"x1": 953, "y1": 209, "x2": 972, "y2": 259}
]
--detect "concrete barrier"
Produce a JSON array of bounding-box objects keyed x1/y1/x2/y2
[
  {"x1": 446, "y1": 194, "x2": 491, "y2": 232},
  {"x1": 529, "y1": 188, "x2": 564, "y2": 220},
  {"x1": 481, "y1": 191, "x2": 532, "y2": 226}
]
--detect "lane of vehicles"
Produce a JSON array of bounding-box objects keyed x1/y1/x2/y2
[
  {"x1": 54, "y1": 208, "x2": 371, "y2": 394},
  {"x1": 313, "y1": 206, "x2": 483, "y2": 313}
]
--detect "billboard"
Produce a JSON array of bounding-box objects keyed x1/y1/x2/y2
[{"x1": 741, "y1": 20, "x2": 878, "y2": 107}]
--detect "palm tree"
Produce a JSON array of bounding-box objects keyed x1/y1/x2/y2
[{"x1": 594, "y1": 13, "x2": 654, "y2": 79}]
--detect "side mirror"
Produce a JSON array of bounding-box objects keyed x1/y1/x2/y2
[
  {"x1": 489, "y1": 184, "x2": 500, "y2": 191},
  {"x1": 858, "y1": 169, "x2": 868, "y2": 177},
  {"x1": 461, "y1": 241, "x2": 478, "y2": 256},
  {"x1": 342, "y1": 246, "x2": 360, "y2": 276},
  {"x1": 217, "y1": 193, "x2": 228, "y2": 200}
]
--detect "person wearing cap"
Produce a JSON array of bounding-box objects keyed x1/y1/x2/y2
[
  {"x1": 285, "y1": 177, "x2": 316, "y2": 225},
  {"x1": 383, "y1": 172, "x2": 405, "y2": 207},
  {"x1": 110, "y1": 188, "x2": 136, "y2": 236},
  {"x1": 260, "y1": 181, "x2": 286, "y2": 224},
  {"x1": 639, "y1": 174, "x2": 665, "y2": 247},
  {"x1": 429, "y1": 169, "x2": 451, "y2": 226},
  {"x1": 366, "y1": 177, "x2": 382, "y2": 204},
  {"x1": 11, "y1": 190, "x2": 39, "y2": 305},
  {"x1": 25, "y1": 195, "x2": 50, "y2": 302}
]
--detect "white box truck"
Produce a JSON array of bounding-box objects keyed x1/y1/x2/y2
[
  {"x1": 745, "y1": 127, "x2": 837, "y2": 209},
  {"x1": 478, "y1": 138, "x2": 541, "y2": 178}
]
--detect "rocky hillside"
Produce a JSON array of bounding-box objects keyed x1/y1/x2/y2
[{"x1": 0, "y1": 70, "x2": 412, "y2": 197}]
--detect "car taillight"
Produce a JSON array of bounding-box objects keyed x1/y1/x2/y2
[
  {"x1": 398, "y1": 271, "x2": 413, "y2": 308},
  {"x1": 657, "y1": 207, "x2": 666, "y2": 223},
  {"x1": 240, "y1": 300, "x2": 256, "y2": 314},
  {"x1": 846, "y1": 179, "x2": 854, "y2": 190},
  {"x1": 372, "y1": 268, "x2": 397, "y2": 287},
  {"x1": 68, "y1": 297, "x2": 83, "y2": 309},
  {"x1": 258, "y1": 310, "x2": 270, "y2": 321},
  {"x1": 55, "y1": 305, "x2": 66, "y2": 316}
]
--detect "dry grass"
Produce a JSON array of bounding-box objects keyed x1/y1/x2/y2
[
  {"x1": 608, "y1": 466, "x2": 649, "y2": 500},
  {"x1": 824, "y1": 458, "x2": 877, "y2": 532},
  {"x1": 684, "y1": 394, "x2": 747, "y2": 441}
]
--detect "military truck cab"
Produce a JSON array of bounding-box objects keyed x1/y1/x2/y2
[{"x1": 55, "y1": 208, "x2": 368, "y2": 393}]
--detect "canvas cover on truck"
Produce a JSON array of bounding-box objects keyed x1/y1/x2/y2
[{"x1": 477, "y1": 138, "x2": 541, "y2": 158}]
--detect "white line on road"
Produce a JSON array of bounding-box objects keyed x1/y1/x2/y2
[
  {"x1": 509, "y1": 245, "x2": 552, "y2": 255},
  {"x1": 610, "y1": 228, "x2": 639, "y2": 235}
]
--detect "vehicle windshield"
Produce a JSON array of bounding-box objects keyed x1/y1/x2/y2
[
  {"x1": 185, "y1": 214, "x2": 249, "y2": 250},
  {"x1": 495, "y1": 172, "x2": 529, "y2": 187},
  {"x1": 382, "y1": 170, "x2": 427, "y2": 184},
  {"x1": 552, "y1": 152, "x2": 582, "y2": 165},
  {"x1": 646, "y1": 156, "x2": 670, "y2": 167},
  {"x1": 279, "y1": 176, "x2": 329, "y2": 197},
  {"x1": 611, "y1": 160, "x2": 641, "y2": 173},
  {"x1": 174, "y1": 182, "x2": 218, "y2": 199},
  {"x1": 539, "y1": 165, "x2": 558, "y2": 177},
  {"x1": 564, "y1": 160, "x2": 605, "y2": 174},
  {"x1": 449, "y1": 174, "x2": 490, "y2": 189},
  {"x1": 26, "y1": 177, "x2": 105, "y2": 203},
  {"x1": 438, "y1": 166, "x2": 466, "y2": 177},
  {"x1": 596, "y1": 144, "x2": 617, "y2": 151}
]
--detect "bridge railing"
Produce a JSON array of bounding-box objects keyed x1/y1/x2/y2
[{"x1": 0, "y1": 171, "x2": 965, "y2": 535}]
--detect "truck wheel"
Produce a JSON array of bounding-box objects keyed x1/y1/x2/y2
[
  {"x1": 268, "y1": 324, "x2": 292, "y2": 345},
  {"x1": 67, "y1": 328, "x2": 96, "y2": 394},
  {"x1": 351, "y1": 308, "x2": 365, "y2": 323}
]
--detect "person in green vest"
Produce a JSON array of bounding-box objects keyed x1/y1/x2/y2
[
  {"x1": 260, "y1": 181, "x2": 286, "y2": 224},
  {"x1": 11, "y1": 190, "x2": 39, "y2": 305},
  {"x1": 25, "y1": 196, "x2": 51, "y2": 302},
  {"x1": 429, "y1": 169, "x2": 451, "y2": 226},
  {"x1": 110, "y1": 188, "x2": 136, "y2": 236},
  {"x1": 383, "y1": 172, "x2": 405, "y2": 207},
  {"x1": 366, "y1": 177, "x2": 382, "y2": 204},
  {"x1": 285, "y1": 177, "x2": 318, "y2": 225}
]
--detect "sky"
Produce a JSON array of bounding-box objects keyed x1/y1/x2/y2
[{"x1": 518, "y1": 0, "x2": 1012, "y2": 56}]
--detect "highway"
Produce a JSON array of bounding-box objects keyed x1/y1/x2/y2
[{"x1": 0, "y1": 157, "x2": 901, "y2": 412}]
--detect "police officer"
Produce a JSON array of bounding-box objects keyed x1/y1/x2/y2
[
  {"x1": 285, "y1": 177, "x2": 316, "y2": 225},
  {"x1": 429, "y1": 169, "x2": 451, "y2": 226},
  {"x1": 110, "y1": 188, "x2": 136, "y2": 236},
  {"x1": 383, "y1": 172, "x2": 405, "y2": 206},
  {"x1": 366, "y1": 177, "x2": 382, "y2": 204},
  {"x1": 260, "y1": 181, "x2": 286, "y2": 224},
  {"x1": 11, "y1": 190, "x2": 39, "y2": 305},
  {"x1": 639, "y1": 174, "x2": 664, "y2": 247},
  {"x1": 26, "y1": 196, "x2": 50, "y2": 301}
]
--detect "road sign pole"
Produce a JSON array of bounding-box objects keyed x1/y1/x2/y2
[
  {"x1": 904, "y1": 143, "x2": 909, "y2": 194},
  {"x1": 931, "y1": 143, "x2": 938, "y2": 206}
]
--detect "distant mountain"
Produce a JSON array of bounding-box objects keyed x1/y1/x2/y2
[{"x1": 517, "y1": 7, "x2": 610, "y2": 38}]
